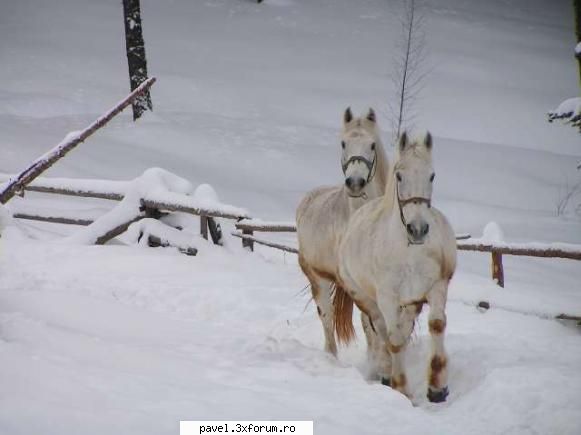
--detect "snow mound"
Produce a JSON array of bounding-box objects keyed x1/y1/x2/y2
[
  {"x1": 481, "y1": 221, "x2": 504, "y2": 242},
  {"x1": 548, "y1": 97, "x2": 581, "y2": 127}
]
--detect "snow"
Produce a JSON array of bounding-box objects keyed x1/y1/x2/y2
[
  {"x1": 1, "y1": 0, "x2": 581, "y2": 434},
  {"x1": 549, "y1": 97, "x2": 581, "y2": 120},
  {"x1": 1, "y1": 230, "x2": 581, "y2": 435},
  {"x1": 480, "y1": 221, "x2": 504, "y2": 242},
  {"x1": 237, "y1": 218, "x2": 297, "y2": 229},
  {"x1": 0, "y1": 204, "x2": 13, "y2": 233},
  {"x1": 576, "y1": 42, "x2": 581, "y2": 56},
  {"x1": 59, "y1": 168, "x2": 247, "y2": 245},
  {"x1": 125, "y1": 218, "x2": 198, "y2": 254}
]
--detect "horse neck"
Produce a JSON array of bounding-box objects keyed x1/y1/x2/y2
[{"x1": 381, "y1": 163, "x2": 403, "y2": 228}]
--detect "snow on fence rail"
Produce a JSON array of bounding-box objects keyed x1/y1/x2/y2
[
  {"x1": 5, "y1": 173, "x2": 581, "y2": 293},
  {"x1": 0, "y1": 77, "x2": 157, "y2": 204},
  {"x1": 232, "y1": 220, "x2": 581, "y2": 290},
  {"x1": 1, "y1": 169, "x2": 249, "y2": 251}
]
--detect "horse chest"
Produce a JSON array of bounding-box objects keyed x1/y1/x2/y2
[{"x1": 388, "y1": 254, "x2": 438, "y2": 304}]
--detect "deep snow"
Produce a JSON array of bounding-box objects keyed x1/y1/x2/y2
[{"x1": 1, "y1": 0, "x2": 581, "y2": 434}]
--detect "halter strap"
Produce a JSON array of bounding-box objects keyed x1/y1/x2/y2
[
  {"x1": 341, "y1": 151, "x2": 377, "y2": 183},
  {"x1": 396, "y1": 181, "x2": 431, "y2": 230}
]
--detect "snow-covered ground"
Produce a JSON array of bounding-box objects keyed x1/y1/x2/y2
[{"x1": 1, "y1": 0, "x2": 580, "y2": 434}]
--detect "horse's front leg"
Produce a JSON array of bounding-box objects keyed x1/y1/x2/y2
[
  {"x1": 426, "y1": 279, "x2": 450, "y2": 403},
  {"x1": 377, "y1": 291, "x2": 411, "y2": 399},
  {"x1": 361, "y1": 312, "x2": 392, "y2": 384}
]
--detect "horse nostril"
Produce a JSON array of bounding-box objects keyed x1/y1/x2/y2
[
  {"x1": 357, "y1": 178, "x2": 366, "y2": 189},
  {"x1": 345, "y1": 178, "x2": 354, "y2": 188},
  {"x1": 406, "y1": 224, "x2": 414, "y2": 235},
  {"x1": 422, "y1": 223, "x2": 430, "y2": 236}
]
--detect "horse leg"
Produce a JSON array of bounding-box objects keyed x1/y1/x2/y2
[
  {"x1": 377, "y1": 292, "x2": 411, "y2": 399},
  {"x1": 426, "y1": 280, "x2": 449, "y2": 403},
  {"x1": 361, "y1": 312, "x2": 392, "y2": 384},
  {"x1": 298, "y1": 256, "x2": 338, "y2": 356},
  {"x1": 304, "y1": 272, "x2": 337, "y2": 356},
  {"x1": 314, "y1": 276, "x2": 338, "y2": 356}
]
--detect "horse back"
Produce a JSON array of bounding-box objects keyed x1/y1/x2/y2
[{"x1": 296, "y1": 185, "x2": 350, "y2": 275}]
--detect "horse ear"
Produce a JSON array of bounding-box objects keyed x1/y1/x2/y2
[
  {"x1": 399, "y1": 131, "x2": 408, "y2": 152},
  {"x1": 344, "y1": 107, "x2": 353, "y2": 124},
  {"x1": 366, "y1": 108, "x2": 376, "y2": 123},
  {"x1": 424, "y1": 132, "x2": 433, "y2": 150}
]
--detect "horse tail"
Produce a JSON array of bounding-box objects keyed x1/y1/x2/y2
[{"x1": 333, "y1": 283, "x2": 356, "y2": 345}]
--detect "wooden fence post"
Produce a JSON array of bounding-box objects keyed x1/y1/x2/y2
[
  {"x1": 207, "y1": 217, "x2": 223, "y2": 245},
  {"x1": 200, "y1": 215, "x2": 208, "y2": 240},
  {"x1": 242, "y1": 229, "x2": 254, "y2": 251},
  {"x1": 491, "y1": 250, "x2": 504, "y2": 288}
]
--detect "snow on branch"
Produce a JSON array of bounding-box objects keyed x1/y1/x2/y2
[
  {"x1": 548, "y1": 97, "x2": 581, "y2": 130},
  {"x1": 0, "y1": 77, "x2": 157, "y2": 204}
]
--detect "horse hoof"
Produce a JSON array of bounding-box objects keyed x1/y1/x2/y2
[
  {"x1": 380, "y1": 377, "x2": 391, "y2": 387},
  {"x1": 427, "y1": 386, "x2": 449, "y2": 403}
]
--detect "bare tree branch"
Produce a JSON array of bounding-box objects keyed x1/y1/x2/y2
[{"x1": 389, "y1": 0, "x2": 429, "y2": 142}]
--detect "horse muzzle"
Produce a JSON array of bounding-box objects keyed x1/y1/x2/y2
[
  {"x1": 406, "y1": 221, "x2": 429, "y2": 245},
  {"x1": 345, "y1": 176, "x2": 367, "y2": 197}
]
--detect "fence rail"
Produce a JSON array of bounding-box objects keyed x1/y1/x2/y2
[
  {"x1": 3, "y1": 172, "x2": 248, "y2": 248},
  {"x1": 6, "y1": 174, "x2": 581, "y2": 294}
]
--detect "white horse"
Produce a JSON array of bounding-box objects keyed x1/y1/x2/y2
[
  {"x1": 296, "y1": 108, "x2": 390, "y2": 358},
  {"x1": 335, "y1": 131, "x2": 457, "y2": 403}
]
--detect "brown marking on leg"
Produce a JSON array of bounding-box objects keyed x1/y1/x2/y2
[
  {"x1": 387, "y1": 342, "x2": 403, "y2": 354},
  {"x1": 429, "y1": 355, "x2": 447, "y2": 388},
  {"x1": 316, "y1": 306, "x2": 322, "y2": 316},
  {"x1": 391, "y1": 373, "x2": 407, "y2": 390},
  {"x1": 429, "y1": 318, "x2": 446, "y2": 334},
  {"x1": 409, "y1": 298, "x2": 426, "y2": 315}
]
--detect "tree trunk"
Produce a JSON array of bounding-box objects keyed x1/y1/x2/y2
[
  {"x1": 575, "y1": 0, "x2": 581, "y2": 89},
  {"x1": 123, "y1": 0, "x2": 152, "y2": 120}
]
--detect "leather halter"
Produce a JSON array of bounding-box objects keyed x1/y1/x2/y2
[
  {"x1": 341, "y1": 151, "x2": 377, "y2": 184},
  {"x1": 395, "y1": 178, "x2": 431, "y2": 230}
]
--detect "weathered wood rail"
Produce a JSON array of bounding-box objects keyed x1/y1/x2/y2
[
  {"x1": 1, "y1": 173, "x2": 248, "y2": 245},
  {"x1": 231, "y1": 232, "x2": 299, "y2": 254},
  {"x1": 232, "y1": 220, "x2": 581, "y2": 291},
  {"x1": 0, "y1": 78, "x2": 156, "y2": 204},
  {"x1": 457, "y1": 239, "x2": 581, "y2": 287}
]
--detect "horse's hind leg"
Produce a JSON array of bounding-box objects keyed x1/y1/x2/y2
[
  {"x1": 312, "y1": 275, "x2": 338, "y2": 356},
  {"x1": 426, "y1": 280, "x2": 450, "y2": 403},
  {"x1": 298, "y1": 256, "x2": 338, "y2": 356}
]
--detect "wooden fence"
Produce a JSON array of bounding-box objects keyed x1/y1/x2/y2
[
  {"x1": 5, "y1": 173, "x2": 581, "y2": 294},
  {"x1": 1, "y1": 173, "x2": 249, "y2": 252},
  {"x1": 231, "y1": 220, "x2": 581, "y2": 290}
]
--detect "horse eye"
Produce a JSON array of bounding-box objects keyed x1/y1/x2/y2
[
  {"x1": 341, "y1": 141, "x2": 345, "y2": 149},
  {"x1": 430, "y1": 173, "x2": 435, "y2": 182},
  {"x1": 371, "y1": 142, "x2": 376, "y2": 151},
  {"x1": 396, "y1": 172, "x2": 402, "y2": 182}
]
